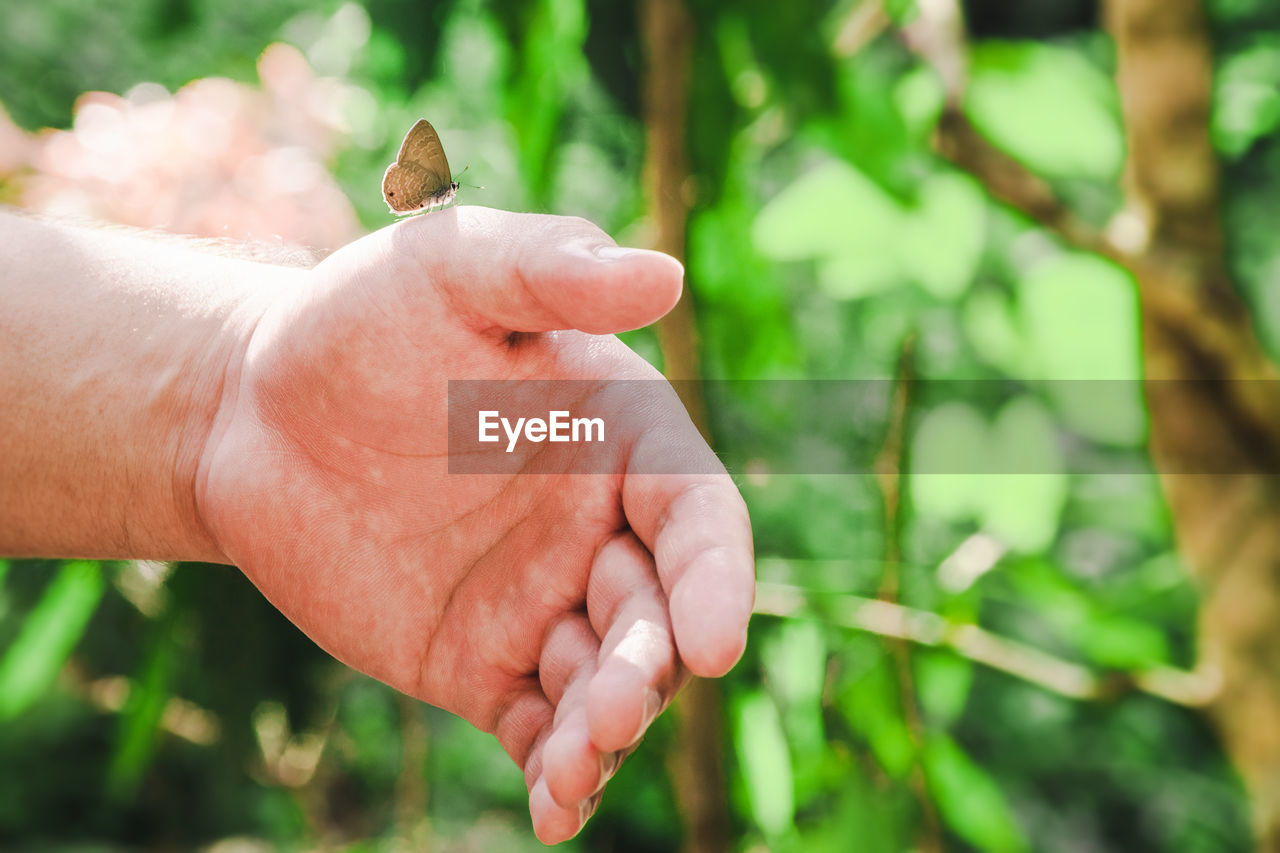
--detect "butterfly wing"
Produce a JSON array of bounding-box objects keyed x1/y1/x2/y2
[
  {"x1": 383, "y1": 119, "x2": 455, "y2": 213},
  {"x1": 383, "y1": 161, "x2": 450, "y2": 211},
  {"x1": 398, "y1": 119, "x2": 451, "y2": 175}
]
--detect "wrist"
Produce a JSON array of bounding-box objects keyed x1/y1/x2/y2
[{"x1": 179, "y1": 268, "x2": 295, "y2": 564}]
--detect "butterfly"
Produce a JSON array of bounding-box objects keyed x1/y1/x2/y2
[{"x1": 382, "y1": 118, "x2": 459, "y2": 215}]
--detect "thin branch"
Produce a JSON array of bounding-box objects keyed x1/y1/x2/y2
[
  {"x1": 754, "y1": 580, "x2": 1220, "y2": 708},
  {"x1": 901, "y1": 0, "x2": 969, "y2": 95},
  {"x1": 933, "y1": 109, "x2": 1136, "y2": 269},
  {"x1": 832, "y1": 0, "x2": 891, "y2": 59},
  {"x1": 899, "y1": 0, "x2": 1140, "y2": 270},
  {"x1": 872, "y1": 337, "x2": 942, "y2": 852},
  {"x1": 873, "y1": 335, "x2": 914, "y2": 602}
]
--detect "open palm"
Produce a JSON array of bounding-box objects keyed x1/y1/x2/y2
[{"x1": 195, "y1": 208, "x2": 755, "y2": 842}]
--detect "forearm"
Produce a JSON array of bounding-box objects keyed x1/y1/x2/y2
[{"x1": 0, "y1": 211, "x2": 294, "y2": 561}]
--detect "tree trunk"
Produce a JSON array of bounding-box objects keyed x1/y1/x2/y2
[
  {"x1": 1105, "y1": 0, "x2": 1280, "y2": 844},
  {"x1": 639, "y1": 1, "x2": 731, "y2": 851}
]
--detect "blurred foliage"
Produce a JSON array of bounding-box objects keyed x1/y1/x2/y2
[{"x1": 1, "y1": 0, "x2": 1276, "y2": 849}]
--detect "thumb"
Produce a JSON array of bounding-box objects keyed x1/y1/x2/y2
[{"x1": 390, "y1": 206, "x2": 684, "y2": 335}]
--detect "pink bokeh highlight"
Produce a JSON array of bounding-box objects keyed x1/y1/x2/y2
[{"x1": 0, "y1": 43, "x2": 364, "y2": 251}]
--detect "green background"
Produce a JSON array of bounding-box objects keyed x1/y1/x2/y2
[{"x1": 2, "y1": 0, "x2": 1277, "y2": 849}]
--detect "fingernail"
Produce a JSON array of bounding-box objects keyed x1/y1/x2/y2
[
  {"x1": 630, "y1": 688, "x2": 663, "y2": 744},
  {"x1": 593, "y1": 244, "x2": 646, "y2": 262},
  {"x1": 578, "y1": 793, "x2": 601, "y2": 826},
  {"x1": 645, "y1": 688, "x2": 663, "y2": 723},
  {"x1": 598, "y1": 750, "x2": 620, "y2": 784}
]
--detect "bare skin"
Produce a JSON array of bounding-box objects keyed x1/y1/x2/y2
[{"x1": 0, "y1": 207, "x2": 755, "y2": 843}]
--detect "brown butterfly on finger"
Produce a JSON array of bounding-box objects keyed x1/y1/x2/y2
[{"x1": 382, "y1": 118, "x2": 460, "y2": 215}]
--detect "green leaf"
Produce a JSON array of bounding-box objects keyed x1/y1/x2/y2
[
  {"x1": 1079, "y1": 614, "x2": 1170, "y2": 669},
  {"x1": 910, "y1": 401, "x2": 990, "y2": 521},
  {"x1": 107, "y1": 612, "x2": 180, "y2": 800},
  {"x1": 761, "y1": 620, "x2": 828, "y2": 803},
  {"x1": 1019, "y1": 253, "x2": 1141, "y2": 379},
  {"x1": 753, "y1": 159, "x2": 905, "y2": 299},
  {"x1": 0, "y1": 561, "x2": 104, "y2": 719},
  {"x1": 899, "y1": 172, "x2": 986, "y2": 301},
  {"x1": 754, "y1": 162, "x2": 984, "y2": 301},
  {"x1": 800, "y1": 769, "x2": 911, "y2": 853},
  {"x1": 752, "y1": 157, "x2": 983, "y2": 300},
  {"x1": 894, "y1": 65, "x2": 945, "y2": 140},
  {"x1": 963, "y1": 288, "x2": 1027, "y2": 374},
  {"x1": 762, "y1": 619, "x2": 826, "y2": 708},
  {"x1": 923, "y1": 734, "x2": 1027, "y2": 852},
  {"x1": 912, "y1": 397, "x2": 1066, "y2": 552},
  {"x1": 914, "y1": 650, "x2": 973, "y2": 726},
  {"x1": 1006, "y1": 558, "x2": 1170, "y2": 668},
  {"x1": 1018, "y1": 253, "x2": 1146, "y2": 446},
  {"x1": 883, "y1": 0, "x2": 919, "y2": 26},
  {"x1": 1006, "y1": 557, "x2": 1093, "y2": 625},
  {"x1": 980, "y1": 397, "x2": 1067, "y2": 552},
  {"x1": 839, "y1": 652, "x2": 916, "y2": 780},
  {"x1": 1213, "y1": 37, "x2": 1280, "y2": 158},
  {"x1": 733, "y1": 689, "x2": 795, "y2": 838},
  {"x1": 967, "y1": 41, "x2": 1123, "y2": 180}
]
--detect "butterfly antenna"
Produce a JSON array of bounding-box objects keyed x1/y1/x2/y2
[{"x1": 455, "y1": 164, "x2": 485, "y2": 191}]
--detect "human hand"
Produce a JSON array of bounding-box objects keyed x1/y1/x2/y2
[{"x1": 194, "y1": 207, "x2": 755, "y2": 842}]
